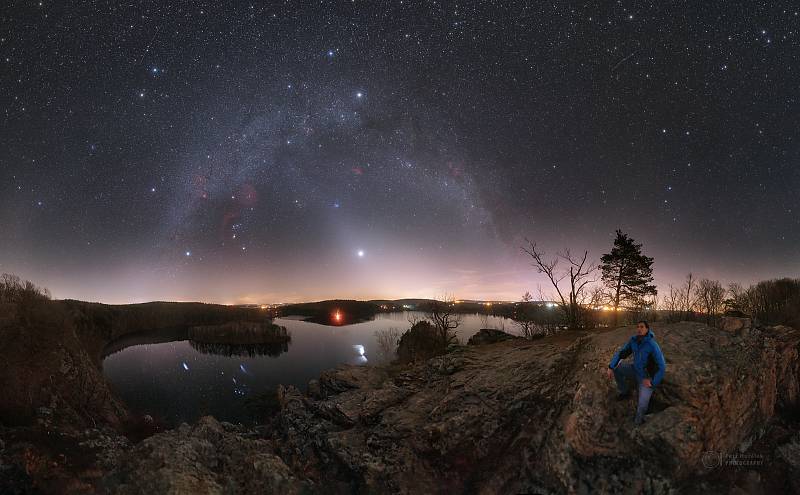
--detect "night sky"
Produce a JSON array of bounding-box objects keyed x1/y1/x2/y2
[{"x1": 1, "y1": 1, "x2": 798, "y2": 304}]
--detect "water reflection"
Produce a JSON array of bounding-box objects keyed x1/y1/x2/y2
[
  {"x1": 102, "y1": 311, "x2": 513, "y2": 425},
  {"x1": 189, "y1": 340, "x2": 290, "y2": 358}
]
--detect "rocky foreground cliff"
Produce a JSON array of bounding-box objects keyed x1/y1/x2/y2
[{"x1": 3, "y1": 320, "x2": 800, "y2": 494}]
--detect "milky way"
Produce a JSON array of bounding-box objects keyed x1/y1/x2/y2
[{"x1": 1, "y1": 1, "x2": 798, "y2": 303}]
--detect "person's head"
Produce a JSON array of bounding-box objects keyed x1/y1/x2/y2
[{"x1": 636, "y1": 320, "x2": 650, "y2": 336}]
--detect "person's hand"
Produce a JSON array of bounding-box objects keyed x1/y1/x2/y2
[
  {"x1": 606, "y1": 367, "x2": 613, "y2": 380},
  {"x1": 642, "y1": 378, "x2": 652, "y2": 388}
]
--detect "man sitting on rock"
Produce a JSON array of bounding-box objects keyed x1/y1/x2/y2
[{"x1": 606, "y1": 320, "x2": 666, "y2": 425}]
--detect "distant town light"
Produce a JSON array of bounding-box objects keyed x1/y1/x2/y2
[{"x1": 333, "y1": 310, "x2": 343, "y2": 323}]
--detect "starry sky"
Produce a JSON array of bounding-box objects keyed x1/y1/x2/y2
[{"x1": 1, "y1": 1, "x2": 798, "y2": 304}]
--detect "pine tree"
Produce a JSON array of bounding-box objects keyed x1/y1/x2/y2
[{"x1": 600, "y1": 230, "x2": 657, "y2": 326}]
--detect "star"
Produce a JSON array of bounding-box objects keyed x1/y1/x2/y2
[{"x1": 357, "y1": 250, "x2": 365, "y2": 258}]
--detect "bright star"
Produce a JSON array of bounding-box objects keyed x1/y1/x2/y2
[
  {"x1": 357, "y1": 250, "x2": 365, "y2": 257},
  {"x1": 356, "y1": 92, "x2": 363, "y2": 98}
]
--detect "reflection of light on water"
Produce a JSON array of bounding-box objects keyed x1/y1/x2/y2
[
  {"x1": 352, "y1": 344, "x2": 367, "y2": 364},
  {"x1": 239, "y1": 363, "x2": 249, "y2": 374},
  {"x1": 102, "y1": 312, "x2": 524, "y2": 427}
]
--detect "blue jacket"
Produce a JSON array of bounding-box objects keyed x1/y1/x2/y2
[{"x1": 608, "y1": 330, "x2": 667, "y2": 386}]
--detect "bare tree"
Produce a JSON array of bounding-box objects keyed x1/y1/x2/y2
[
  {"x1": 426, "y1": 294, "x2": 462, "y2": 348},
  {"x1": 661, "y1": 284, "x2": 682, "y2": 322},
  {"x1": 588, "y1": 286, "x2": 607, "y2": 309},
  {"x1": 695, "y1": 278, "x2": 726, "y2": 323},
  {"x1": 521, "y1": 240, "x2": 597, "y2": 330},
  {"x1": 0, "y1": 273, "x2": 51, "y2": 304},
  {"x1": 680, "y1": 273, "x2": 698, "y2": 319},
  {"x1": 725, "y1": 282, "x2": 746, "y2": 313},
  {"x1": 374, "y1": 327, "x2": 401, "y2": 363},
  {"x1": 515, "y1": 292, "x2": 537, "y2": 338}
]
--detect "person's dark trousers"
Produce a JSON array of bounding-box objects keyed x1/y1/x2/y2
[{"x1": 613, "y1": 363, "x2": 653, "y2": 424}]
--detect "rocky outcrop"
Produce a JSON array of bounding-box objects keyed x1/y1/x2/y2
[
  {"x1": 396, "y1": 320, "x2": 444, "y2": 363},
  {"x1": 467, "y1": 328, "x2": 522, "y2": 345},
  {"x1": 3, "y1": 321, "x2": 799, "y2": 494},
  {"x1": 269, "y1": 322, "x2": 800, "y2": 494},
  {"x1": 0, "y1": 300, "x2": 129, "y2": 428},
  {"x1": 103, "y1": 416, "x2": 311, "y2": 494}
]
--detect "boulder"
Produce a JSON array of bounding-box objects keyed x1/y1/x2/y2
[
  {"x1": 719, "y1": 316, "x2": 752, "y2": 335},
  {"x1": 467, "y1": 328, "x2": 521, "y2": 345}
]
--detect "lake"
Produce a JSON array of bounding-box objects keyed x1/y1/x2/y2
[{"x1": 102, "y1": 311, "x2": 515, "y2": 426}]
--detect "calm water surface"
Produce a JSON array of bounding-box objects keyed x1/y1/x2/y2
[{"x1": 102, "y1": 312, "x2": 514, "y2": 425}]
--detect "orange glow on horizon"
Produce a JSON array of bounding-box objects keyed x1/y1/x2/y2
[{"x1": 333, "y1": 310, "x2": 343, "y2": 323}]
